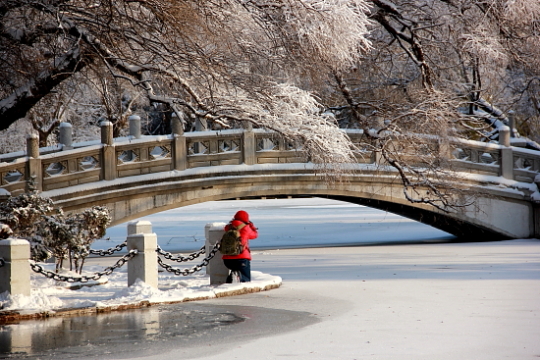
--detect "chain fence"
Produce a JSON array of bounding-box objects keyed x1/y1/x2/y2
[
  {"x1": 156, "y1": 245, "x2": 205, "y2": 262},
  {"x1": 89, "y1": 241, "x2": 128, "y2": 256},
  {"x1": 157, "y1": 242, "x2": 220, "y2": 276},
  {"x1": 29, "y1": 249, "x2": 138, "y2": 283},
  {"x1": 27, "y1": 240, "x2": 220, "y2": 282}
]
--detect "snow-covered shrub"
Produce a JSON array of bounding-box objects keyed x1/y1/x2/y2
[
  {"x1": 0, "y1": 193, "x2": 111, "y2": 272},
  {"x1": 39, "y1": 206, "x2": 111, "y2": 273},
  {"x1": 0, "y1": 192, "x2": 58, "y2": 260}
]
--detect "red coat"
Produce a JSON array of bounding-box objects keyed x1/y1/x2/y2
[{"x1": 222, "y1": 220, "x2": 258, "y2": 260}]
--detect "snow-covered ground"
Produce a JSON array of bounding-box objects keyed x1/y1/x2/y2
[
  {"x1": 1, "y1": 198, "x2": 539, "y2": 359},
  {"x1": 180, "y1": 239, "x2": 540, "y2": 360}
]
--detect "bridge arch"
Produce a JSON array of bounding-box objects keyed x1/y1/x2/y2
[{"x1": 41, "y1": 163, "x2": 533, "y2": 240}]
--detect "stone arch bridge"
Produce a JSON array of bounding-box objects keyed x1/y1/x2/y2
[{"x1": 1, "y1": 122, "x2": 539, "y2": 240}]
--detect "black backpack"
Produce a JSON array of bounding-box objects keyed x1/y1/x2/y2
[{"x1": 219, "y1": 223, "x2": 246, "y2": 255}]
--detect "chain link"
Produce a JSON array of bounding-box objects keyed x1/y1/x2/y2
[
  {"x1": 29, "y1": 249, "x2": 138, "y2": 283},
  {"x1": 157, "y1": 243, "x2": 220, "y2": 276},
  {"x1": 155, "y1": 245, "x2": 205, "y2": 263},
  {"x1": 89, "y1": 242, "x2": 128, "y2": 256}
]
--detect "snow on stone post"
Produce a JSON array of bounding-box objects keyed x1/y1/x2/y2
[
  {"x1": 25, "y1": 133, "x2": 42, "y2": 192},
  {"x1": 100, "y1": 121, "x2": 116, "y2": 181},
  {"x1": 0, "y1": 188, "x2": 10, "y2": 202},
  {"x1": 499, "y1": 126, "x2": 513, "y2": 180},
  {"x1": 127, "y1": 221, "x2": 158, "y2": 288},
  {"x1": 101, "y1": 120, "x2": 113, "y2": 145},
  {"x1": 205, "y1": 222, "x2": 229, "y2": 285},
  {"x1": 242, "y1": 123, "x2": 256, "y2": 166},
  {"x1": 171, "y1": 113, "x2": 187, "y2": 171},
  {"x1": 128, "y1": 115, "x2": 141, "y2": 139},
  {"x1": 0, "y1": 238, "x2": 31, "y2": 296},
  {"x1": 59, "y1": 122, "x2": 73, "y2": 150}
]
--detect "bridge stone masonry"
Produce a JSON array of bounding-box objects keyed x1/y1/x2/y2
[{"x1": 1, "y1": 115, "x2": 539, "y2": 240}]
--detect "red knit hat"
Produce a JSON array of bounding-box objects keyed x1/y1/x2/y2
[{"x1": 234, "y1": 210, "x2": 250, "y2": 223}]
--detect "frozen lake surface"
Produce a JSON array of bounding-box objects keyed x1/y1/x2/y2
[
  {"x1": 11, "y1": 198, "x2": 530, "y2": 360},
  {"x1": 96, "y1": 197, "x2": 455, "y2": 252}
]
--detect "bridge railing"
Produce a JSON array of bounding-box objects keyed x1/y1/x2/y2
[
  {"x1": 512, "y1": 147, "x2": 540, "y2": 182},
  {"x1": 1, "y1": 121, "x2": 539, "y2": 197},
  {"x1": 451, "y1": 136, "x2": 539, "y2": 182}
]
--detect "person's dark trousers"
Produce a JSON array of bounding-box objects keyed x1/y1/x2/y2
[{"x1": 223, "y1": 259, "x2": 251, "y2": 282}]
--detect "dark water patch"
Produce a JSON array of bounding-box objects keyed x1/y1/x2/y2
[{"x1": 0, "y1": 303, "x2": 318, "y2": 359}]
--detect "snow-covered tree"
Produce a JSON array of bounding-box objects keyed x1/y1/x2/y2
[
  {"x1": 330, "y1": 0, "x2": 540, "y2": 144},
  {"x1": 319, "y1": 0, "x2": 540, "y2": 209},
  {"x1": 0, "y1": 192, "x2": 59, "y2": 260},
  {"x1": 0, "y1": 193, "x2": 111, "y2": 272},
  {"x1": 0, "y1": 0, "x2": 371, "y2": 168}
]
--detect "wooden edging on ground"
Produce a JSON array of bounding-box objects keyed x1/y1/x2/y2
[{"x1": 0, "y1": 282, "x2": 281, "y2": 325}]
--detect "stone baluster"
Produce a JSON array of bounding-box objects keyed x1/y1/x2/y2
[
  {"x1": 129, "y1": 115, "x2": 141, "y2": 139},
  {"x1": 195, "y1": 117, "x2": 208, "y2": 132},
  {"x1": 371, "y1": 150, "x2": 383, "y2": 165},
  {"x1": 171, "y1": 112, "x2": 187, "y2": 171},
  {"x1": 127, "y1": 221, "x2": 158, "y2": 288},
  {"x1": 242, "y1": 122, "x2": 256, "y2": 166},
  {"x1": 193, "y1": 117, "x2": 208, "y2": 154},
  {"x1": 59, "y1": 122, "x2": 73, "y2": 150},
  {"x1": 100, "y1": 121, "x2": 116, "y2": 181},
  {"x1": 25, "y1": 134, "x2": 42, "y2": 192},
  {"x1": 499, "y1": 126, "x2": 513, "y2": 180},
  {"x1": 0, "y1": 238, "x2": 31, "y2": 296},
  {"x1": 205, "y1": 222, "x2": 229, "y2": 285}
]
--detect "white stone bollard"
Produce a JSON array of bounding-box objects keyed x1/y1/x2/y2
[
  {"x1": 127, "y1": 221, "x2": 158, "y2": 288},
  {"x1": 0, "y1": 238, "x2": 31, "y2": 296},
  {"x1": 205, "y1": 222, "x2": 229, "y2": 285},
  {"x1": 128, "y1": 115, "x2": 141, "y2": 139},
  {"x1": 59, "y1": 122, "x2": 73, "y2": 149},
  {"x1": 499, "y1": 125, "x2": 511, "y2": 147}
]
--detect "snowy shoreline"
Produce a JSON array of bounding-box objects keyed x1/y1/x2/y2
[{"x1": 0, "y1": 267, "x2": 282, "y2": 323}]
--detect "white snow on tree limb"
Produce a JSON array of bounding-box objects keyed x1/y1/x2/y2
[
  {"x1": 461, "y1": 26, "x2": 508, "y2": 65},
  {"x1": 210, "y1": 82, "x2": 356, "y2": 167}
]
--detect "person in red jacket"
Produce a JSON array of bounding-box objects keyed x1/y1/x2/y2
[{"x1": 222, "y1": 210, "x2": 258, "y2": 283}]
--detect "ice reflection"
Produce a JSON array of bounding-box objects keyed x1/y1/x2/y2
[
  {"x1": 0, "y1": 305, "x2": 241, "y2": 358},
  {"x1": 0, "y1": 303, "x2": 316, "y2": 359}
]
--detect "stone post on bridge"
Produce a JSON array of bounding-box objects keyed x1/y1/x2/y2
[
  {"x1": 0, "y1": 238, "x2": 31, "y2": 296},
  {"x1": 205, "y1": 222, "x2": 229, "y2": 285},
  {"x1": 499, "y1": 126, "x2": 513, "y2": 180},
  {"x1": 25, "y1": 133, "x2": 42, "y2": 192},
  {"x1": 100, "y1": 120, "x2": 116, "y2": 181},
  {"x1": 127, "y1": 221, "x2": 158, "y2": 288},
  {"x1": 129, "y1": 115, "x2": 141, "y2": 139},
  {"x1": 59, "y1": 122, "x2": 73, "y2": 150},
  {"x1": 171, "y1": 112, "x2": 187, "y2": 171},
  {"x1": 242, "y1": 123, "x2": 256, "y2": 166}
]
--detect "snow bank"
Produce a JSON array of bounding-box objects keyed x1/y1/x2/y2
[{"x1": 0, "y1": 261, "x2": 281, "y2": 317}]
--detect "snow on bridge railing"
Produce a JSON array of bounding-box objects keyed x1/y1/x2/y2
[{"x1": 1, "y1": 121, "x2": 539, "y2": 197}]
